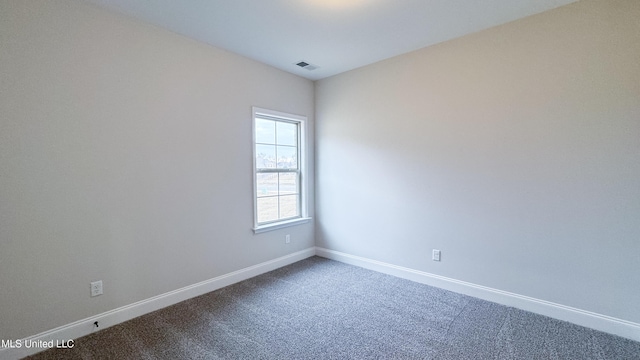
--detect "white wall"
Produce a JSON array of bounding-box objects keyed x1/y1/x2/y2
[
  {"x1": 316, "y1": 0, "x2": 640, "y2": 324},
  {"x1": 0, "y1": 0, "x2": 314, "y2": 340}
]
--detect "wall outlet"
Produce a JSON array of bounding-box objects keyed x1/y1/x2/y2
[
  {"x1": 90, "y1": 280, "x2": 103, "y2": 297},
  {"x1": 285, "y1": 234, "x2": 290, "y2": 244},
  {"x1": 432, "y1": 249, "x2": 441, "y2": 262}
]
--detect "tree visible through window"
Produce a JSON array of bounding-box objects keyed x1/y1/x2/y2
[{"x1": 253, "y1": 108, "x2": 305, "y2": 228}]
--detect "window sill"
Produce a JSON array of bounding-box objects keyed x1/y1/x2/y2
[{"x1": 253, "y1": 217, "x2": 312, "y2": 234}]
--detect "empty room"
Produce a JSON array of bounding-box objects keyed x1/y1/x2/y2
[{"x1": 1, "y1": 0, "x2": 639, "y2": 359}]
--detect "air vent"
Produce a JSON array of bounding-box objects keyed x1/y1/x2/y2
[{"x1": 295, "y1": 61, "x2": 319, "y2": 71}]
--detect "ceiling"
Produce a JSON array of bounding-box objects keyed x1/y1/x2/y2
[{"x1": 84, "y1": 0, "x2": 578, "y2": 80}]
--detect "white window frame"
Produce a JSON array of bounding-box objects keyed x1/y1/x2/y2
[{"x1": 252, "y1": 107, "x2": 310, "y2": 233}]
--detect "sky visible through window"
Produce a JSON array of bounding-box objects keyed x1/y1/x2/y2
[{"x1": 255, "y1": 118, "x2": 297, "y2": 169}]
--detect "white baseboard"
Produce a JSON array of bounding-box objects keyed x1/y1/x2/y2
[
  {"x1": 3, "y1": 246, "x2": 637, "y2": 360},
  {"x1": 315, "y1": 247, "x2": 640, "y2": 342},
  {"x1": 1, "y1": 248, "x2": 315, "y2": 360}
]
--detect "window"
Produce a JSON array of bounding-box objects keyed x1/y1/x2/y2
[{"x1": 252, "y1": 107, "x2": 309, "y2": 232}]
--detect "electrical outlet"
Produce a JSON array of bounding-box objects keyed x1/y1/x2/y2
[
  {"x1": 91, "y1": 280, "x2": 103, "y2": 297},
  {"x1": 432, "y1": 249, "x2": 441, "y2": 262},
  {"x1": 285, "y1": 234, "x2": 290, "y2": 244}
]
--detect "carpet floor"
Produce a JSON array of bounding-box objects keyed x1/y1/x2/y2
[{"x1": 26, "y1": 256, "x2": 640, "y2": 359}]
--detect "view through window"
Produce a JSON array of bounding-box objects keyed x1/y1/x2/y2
[{"x1": 253, "y1": 108, "x2": 305, "y2": 228}]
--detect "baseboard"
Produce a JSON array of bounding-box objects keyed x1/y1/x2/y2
[
  {"x1": 315, "y1": 247, "x2": 640, "y2": 342},
  {"x1": 1, "y1": 248, "x2": 315, "y2": 360}
]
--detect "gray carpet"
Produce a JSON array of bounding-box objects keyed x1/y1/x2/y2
[{"x1": 26, "y1": 256, "x2": 640, "y2": 359}]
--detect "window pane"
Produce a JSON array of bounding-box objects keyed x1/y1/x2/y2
[
  {"x1": 277, "y1": 145, "x2": 297, "y2": 169},
  {"x1": 257, "y1": 173, "x2": 278, "y2": 197},
  {"x1": 255, "y1": 119, "x2": 275, "y2": 144},
  {"x1": 279, "y1": 173, "x2": 298, "y2": 195},
  {"x1": 254, "y1": 110, "x2": 305, "y2": 228},
  {"x1": 279, "y1": 195, "x2": 299, "y2": 219},
  {"x1": 276, "y1": 122, "x2": 297, "y2": 146},
  {"x1": 257, "y1": 197, "x2": 278, "y2": 223},
  {"x1": 256, "y1": 144, "x2": 276, "y2": 169}
]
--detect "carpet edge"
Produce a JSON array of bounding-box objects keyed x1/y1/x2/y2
[
  {"x1": 1, "y1": 248, "x2": 316, "y2": 360},
  {"x1": 315, "y1": 246, "x2": 640, "y2": 342}
]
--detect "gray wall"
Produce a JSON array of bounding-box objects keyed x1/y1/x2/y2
[
  {"x1": 315, "y1": 0, "x2": 640, "y2": 323},
  {"x1": 0, "y1": 0, "x2": 314, "y2": 339}
]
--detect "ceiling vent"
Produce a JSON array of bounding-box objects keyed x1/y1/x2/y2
[{"x1": 295, "y1": 61, "x2": 319, "y2": 71}]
